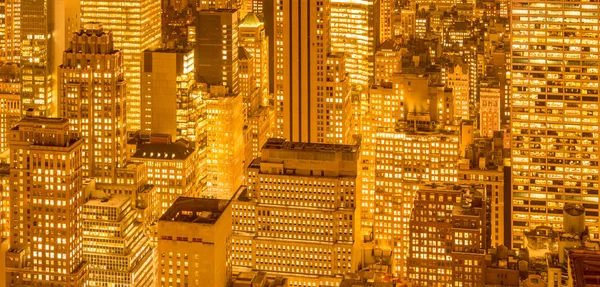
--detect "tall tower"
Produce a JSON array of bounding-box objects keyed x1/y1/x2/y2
[
  {"x1": 266, "y1": 0, "x2": 351, "y2": 143},
  {"x1": 81, "y1": 0, "x2": 161, "y2": 131},
  {"x1": 4, "y1": 0, "x2": 20, "y2": 61},
  {"x1": 239, "y1": 12, "x2": 269, "y2": 105},
  {"x1": 510, "y1": 0, "x2": 600, "y2": 247},
  {"x1": 5, "y1": 117, "x2": 88, "y2": 286},
  {"x1": 58, "y1": 24, "x2": 127, "y2": 184},
  {"x1": 196, "y1": 9, "x2": 239, "y2": 94},
  {"x1": 141, "y1": 48, "x2": 197, "y2": 140},
  {"x1": 330, "y1": 0, "x2": 380, "y2": 86},
  {"x1": 19, "y1": 0, "x2": 80, "y2": 117}
]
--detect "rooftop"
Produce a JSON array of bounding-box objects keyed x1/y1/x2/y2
[
  {"x1": 144, "y1": 47, "x2": 193, "y2": 54},
  {"x1": 132, "y1": 142, "x2": 195, "y2": 160},
  {"x1": 263, "y1": 138, "x2": 359, "y2": 153},
  {"x1": 160, "y1": 197, "x2": 231, "y2": 224},
  {"x1": 240, "y1": 12, "x2": 262, "y2": 28},
  {"x1": 84, "y1": 194, "x2": 130, "y2": 208}
]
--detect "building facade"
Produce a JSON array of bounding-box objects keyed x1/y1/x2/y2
[
  {"x1": 58, "y1": 25, "x2": 127, "y2": 184},
  {"x1": 5, "y1": 117, "x2": 88, "y2": 286},
  {"x1": 141, "y1": 48, "x2": 200, "y2": 141},
  {"x1": 231, "y1": 139, "x2": 362, "y2": 284},
  {"x1": 510, "y1": 0, "x2": 600, "y2": 247},
  {"x1": 83, "y1": 193, "x2": 154, "y2": 286},
  {"x1": 196, "y1": 9, "x2": 239, "y2": 94},
  {"x1": 157, "y1": 197, "x2": 232, "y2": 287},
  {"x1": 81, "y1": 0, "x2": 161, "y2": 131}
]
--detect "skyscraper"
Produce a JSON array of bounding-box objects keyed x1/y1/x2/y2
[
  {"x1": 330, "y1": 0, "x2": 380, "y2": 86},
  {"x1": 266, "y1": 0, "x2": 348, "y2": 143},
  {"x1": 4, "y1": 0, "x2": 20, "y2": 62},
  {"x1": 231, "y1": 138, "x2": 362, "y2": 285},
  {"x1": 81, "y1": 0, "x2": 161, "y2": 131},
  {"x1": 20, "y1": 0, "x2": 80, "y2": 116},
  {"x1": 0, "y1": 62, "x2": 20, "y2": 156},
  {"x1": 206, "y1": 89, "x2": 244, "y2": 199},
  {"x1": 141, "y1": 48, "x2": 199, "y2": 141},
  {"x1": 58, "y1": 24, "x2": 127, "y2": 183},
  {"x1": 510, "y1": 0, "x2": 600, "y2": 247},
  {"x1": 196, "y1": 9, "x2": 239, "y2": 94},
  {"x1": 5, "y1": 117, "x2": 88, "y2": 286},
  {"x1": 239, "y1": 12, "x2": 269, "y2": 105}
]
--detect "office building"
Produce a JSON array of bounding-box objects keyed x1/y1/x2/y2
[
  {"x1": 458, "y1": 136, "x2": 506, "y2": 247},
  {"x1": 510, "y1": 0, "x2": 600, "y2": 247},
  {"x1": 131, "y1": 137, "x2": 200, "y2": 217},
  {"x1": 374, "y1": 39, "x2": 401, "y2": 85},
  {"x1": 380, "y1": 0, "x2": 394, "y2": 41},
  {"x1": 82, "y1": 193, "x2": 154, "y2": 286},
  {"x1": 141, "y1": 48, "x2": 201, "y2": 142},
  {"x1": 407, "y1": 184, "x2": 486, "y2": 287},
  {"x1": 4, "y1": 0, "x2": 19, "y2": 62},
  {"x1": 20, "y1": 0, "x2": 80, "y2": 116},
  {"x1": 5, "y1": 117, "x2": 88, "y2": 286},
  {"x1": 206, "y1": 90, "x2": 244, "y2": 199},
  {"x1": 330, "y1": 0, "x2": 380, "y2": 86},
  {"x1": 58, "y1": 25, "x2": 127, "y2": 183},
  {"x1": 196, "y1": 9, "x2": 239, "y2": 94},
  {"x1": 81, "y1": 0, "x2": 161, "y2": 131},
  {"x1": 0, "y1": 164, "x2": 8, "y2": 239},
  {"x1": 157, "y1": 197, "x2": 233, "y2": 287},
  {"x1": 231, "y1": 139, "x2": 362, "y2": 285},
  {"x1": 479, "y1": 81, "x2": 501, "y2": 138},
  {"x1": 0, "y1": 62, "x2": 20, "y2": 155},
  {"x1": 446, "y1": 64, "x2": 469, "y2": 121},
  {"x1": 266, "y1": 0, "x2": 351, "y2": 143},
  {"x1": 374, "y1": 123, "x2": 460, "y2": 275},
  {"x1": 238, "y1": 47, "x2": 257, "y2": 110},
  {"x1": 239, "y1": 12, "x2": 269, "y2": 105}
]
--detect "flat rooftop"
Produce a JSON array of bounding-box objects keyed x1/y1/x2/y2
[
  {"x1": 160, "y1": 197, "x2": 231, "y2": 224},
  {"x1": 84, "y1": 194, "x2": 130, "y2": 208},
  {"x1": 262, "y1": 138, "x2": 359, "y2": 153},
  {"x1": 132, "y1": 143, "x2": 195, "y2": 160}
]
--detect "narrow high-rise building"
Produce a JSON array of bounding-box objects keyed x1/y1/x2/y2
[
  {"x1": 196, "y1": 9, "x2": 239, "y2": 94},
  {"x1": 510, "y1": 0, "x2": 600, "y2": 247},
  {"x1": 479, "y1": 81, "x2": 501, "y2": 138},
  {"x1": 20, "y1": 0, "x2": 80, "y2": 116},
  {"x1": 141, "y1": 48, "x2": 200, "y2": 142},
  {"x1": 0, "y1": 62, "x2": 20, "y2": 155},
  {"x1": 446, "y1": 64, "x2": 470, "y2": 121},
  {"x1": 380, "y1": 0, "x2": 394, "y2": 41},
  {"x1": 5, "y1": 117, "x2": 88, "y2": 286},
  {"x1": 206, "y1": 89, "x2": 244, "y2": 199},
  {"x1": 4, "y1": 0, "x2": 20, "y2": 62},
  {"x1": 81, "y1": 0, "x2": 161, "y2": 131},
  {"x1": 266, "y1": 0, "x2": 351, "y2": 143},
  {"x1": 58, "y1": 25, "x2": 127, "y2": 184},
  {"x1": 239, "y1": 12, "x2": 269, "y2": 105},
  {"x1": 231, "y1": 138, "x2": 362, "y2": 285}
]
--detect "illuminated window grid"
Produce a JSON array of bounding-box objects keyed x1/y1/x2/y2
[{"x1": 510, "y1": 0, "x2": 600, "y2": 247}]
